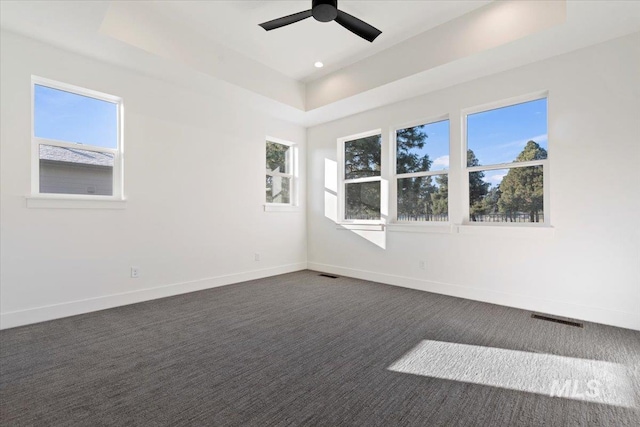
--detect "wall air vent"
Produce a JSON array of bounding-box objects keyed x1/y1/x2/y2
[
  {"x1": 531, "y1": 313, "x2": 584, "y2": 328},
  {"x1": 319, "y1": 273, "x2": 339, "y2": 279}
]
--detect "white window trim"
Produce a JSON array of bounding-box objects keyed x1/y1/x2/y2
[
  {"x1": 30, "y1": 76, "x2": 125, "y2": 208},
  {"x1": 336, "y1": 223, "x2": 386, "y2": 231},
  {"x1": 337, "y1": 129, "x2": 384, "y2": 225},
  {"x1": 264, "y1": 136, "x2": 299, "y2": 211},
  {"x1": 454, "y1": 224, "x2": 555, "y2": 237},
  {"x1": 461, "y1": 91, "x2": 550, "y2": 227},
  {"x1": 390, "y1": 115, "x2": 451, "y2": 226},
  {"x1": 386, "y1": 223, "x2": 453, "y2": 234}
]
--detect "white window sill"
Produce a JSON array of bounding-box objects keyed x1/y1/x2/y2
[
  {"x1": 333, "y1": 222, "x2": 554, "y2": 237},
  {"x1": 336, "y1": 222, "x2": 385, "y2": 231},
  {"x1": 455, "y1": 224, "x2": 555, "y2": 238},
  {"x1": 387, "y1": 223, "x2": 453, "y2": 234},
  {"x1": 26, "y1": 195, "x2": 127, "y2": 209},
  {"x1": 264, "y1": 204, "x2": 300, "y2": 212}
]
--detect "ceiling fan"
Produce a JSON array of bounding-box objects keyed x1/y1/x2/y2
[{"x1": 259, "y1": 0, "x2": 382, "y2": 43}]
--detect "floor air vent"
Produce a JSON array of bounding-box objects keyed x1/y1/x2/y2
[
  {"x1": 531, "y1": 313, "x2": 584, "y2": 328},
  {"x1": 319, "y1": 273, "x2": 339, "y2": 279}
]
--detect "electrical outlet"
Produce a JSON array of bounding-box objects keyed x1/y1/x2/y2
[
  {"x1": 254, "y1": 253, "x2": 261, "y2": 262},
  {"x1": 131, "y1": 266, "x2": 140, "y2": 278},
  {"x1": 419, "y1": 260, "x2": 426, "y2": 270}
]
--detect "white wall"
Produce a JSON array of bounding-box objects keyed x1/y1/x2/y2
[
  {"x1": 307, "y1": 33, "x2": 640, "y2": 331},
  {"x1": 2, "y1": 30, "x2": 638, "y2": 332},
  {"x1": 0, "y1": 32, "x2": 307, "y2": 329}
]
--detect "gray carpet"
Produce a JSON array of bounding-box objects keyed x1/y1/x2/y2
[{"x1": 1, "y1": 270, "x2": 639, "y2": 426}]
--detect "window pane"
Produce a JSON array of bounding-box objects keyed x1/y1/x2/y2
[
  {"x1": 467, "y1": 98, "x2": 547, "y2": 167},
  {"x1": 397, "y1": 120, "x2": 449, "y2": 174},
  {"x1": 266, "y1": 175, "x2": 291, "y2": 204},
  {"x1": 34, "y1": 85, "x2": 118, "y2": 149},
  {"x1": 398, "y1": 175, "x2": 448, "y2": 222},
  {"x1": 266, "y1": 141, "x2": 290, "y2": 174},
  {"x1": 345, "y1": 134, "x2": 381, "y2": 180},
  {"x1": 469, "y1": 166, "x2": 544, "y2": 223},
  {"x1": 39, "y1": 145, "x2": 114, "y2": 195},
  {"x1": 345, "y1": 181, "x2": 380, "y2": 220}
]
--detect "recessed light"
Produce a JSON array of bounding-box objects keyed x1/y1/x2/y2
[{"x1": 314, "y1": 61, "x2": 324, "y2": 68}]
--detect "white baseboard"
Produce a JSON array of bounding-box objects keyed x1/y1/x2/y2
[
  {"x1": 307, "y1": 262, "x2": 640, "y2": 331},
  {"x1": 0, "y1": 262, "x2": 307, "y2": 330}
]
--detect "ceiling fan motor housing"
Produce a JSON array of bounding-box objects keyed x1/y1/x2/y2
[
  {"x1": 259, "y1": 0, "x2": 380, "y2": 43},
  {"x1": 312, "y1": 0, "x2": 338, "y2": 22}
]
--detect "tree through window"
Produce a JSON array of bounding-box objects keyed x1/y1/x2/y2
[
  {"x1": 266, "y1": 140, "x2": 295, "y2": 204},
  {"x1": 395, "y1": 119, "x2": 449, "y2": 222},
  {"x1": 466, "y1": 97, "x2": 548, "y2": 223},
  {"x1": 342, "y1": 133, "x2": 381, "y2": 220}
]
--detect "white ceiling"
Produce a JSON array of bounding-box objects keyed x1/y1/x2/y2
[
  {"x1": 1, "y1": 1, "x2": 640, "y2": 126},
  {"x1": 148, "y1": 1, "x2": 490, "y2": 81}
]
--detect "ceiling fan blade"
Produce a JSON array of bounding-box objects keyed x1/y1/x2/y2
[
  {"x1": 259, "y1": 10, "x2": 313, "y2": 31},
  {"x1": 335, "y1": 10, "x2": 381, "y2": 42}
]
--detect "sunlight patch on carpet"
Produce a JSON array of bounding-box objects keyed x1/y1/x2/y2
[{"x1": 388, "y1": 340, "x2": 637, "y2": 408}]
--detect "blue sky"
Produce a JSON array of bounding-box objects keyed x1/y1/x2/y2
[
  {"x1": 399, "y1": 119, "x2": 450, "y2": 172},
  {"x1": 36, "y1": 83, "x2": 544, "y2": 191},
  {"x1": 468, "y1": 98, "x2": 547, "y2": 187},
  {"x1": 401, "y1": 98, "x2": 547, "y2": 189},
  {"x1": 468, "y1": 98, "x2": 548, "y2": 165},
  {"x1": 34, "y1": 85, "x2": 118, "y2": 149}
]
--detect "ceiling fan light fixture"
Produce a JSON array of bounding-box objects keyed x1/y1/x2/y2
[
  {"x1": 312, "y1": 0, "x2": 338, "y2": 22},
  {"x1": 314, "y1": 61, "x2": 324, "y2": 68},
  {"x1": 258, "y1": 0, "x2": 382, "y2": 43}
]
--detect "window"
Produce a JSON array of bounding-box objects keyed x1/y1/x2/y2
[
  {"x1": 266, "y1": 138, "x2": 297, "y2": 205},
  {"x1": 32, "y1": 77, "x2": 123, "y2": 199},
  {"x1": 394, "y1": 119, "x2": 449, "y2": 222},
  {"x1": 339, "y1": 131, "x2": 382, "y2": 221},
  {"x1": 464, "y1": 96, "x2": 548, "y2": 224},
  {"x1": 334, "y1": 93, "x2": 550, "y2": 231}
]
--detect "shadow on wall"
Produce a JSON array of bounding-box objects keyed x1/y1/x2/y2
[{"x1": 324, "y1": 158, "x2": 386, "y2": 249}]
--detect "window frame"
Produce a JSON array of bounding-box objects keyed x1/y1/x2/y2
[
  {"x1": 461, "y1": 91, "x2": 550, "y2": 227},
  {"x1": 30, "y1": 76, "x2": 124, "y2": 201},
  {"x1": 265, "y1": 136, "x2": 298, "y2": 209},
  {"x1": 391, "y1": 114, "x2": 450, "y2": 224},
  {"x1": 337, "y1": 129, "x2": 383, "y2": 224}
]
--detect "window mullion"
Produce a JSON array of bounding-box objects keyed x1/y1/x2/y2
[
  {"x1": 396, "y1": 170, "x2": 449, "y2": 179},
  {"x1": 450, "y1": 109, "x2": 464, "y2": 225},
  {"x1": 112, "y1": 151, "x2": 122, "y2": 199},
  {"x1": 344, "y1": 176, "x2": 381, "y2": 184},
  {"x1": 466, "y1": 159, "x2": 545, "y2": 173},
  {"x1": 31, "y1": 138, "x2": 39, "y2": 195},
  {"x1": 388, "y1": 128, "x2": 398, "y2": 223},
  {"x1": 267, "y1": 171, "x2": 293, "y2": 178}
]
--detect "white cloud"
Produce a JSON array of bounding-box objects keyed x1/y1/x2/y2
[
  {"x1": 432, "y1": 155, "x2": 449, "y2": 168},
  {"x1": 496, "y1": 134, "x2": 548, "y2": 149},
  {"x1": 487, "y1": 172, "x2": 506, "y2": 183}
]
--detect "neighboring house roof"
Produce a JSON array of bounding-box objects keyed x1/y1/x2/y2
[{"x1": 39, "y1": 145, "x2": 114, "y2": 167}]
